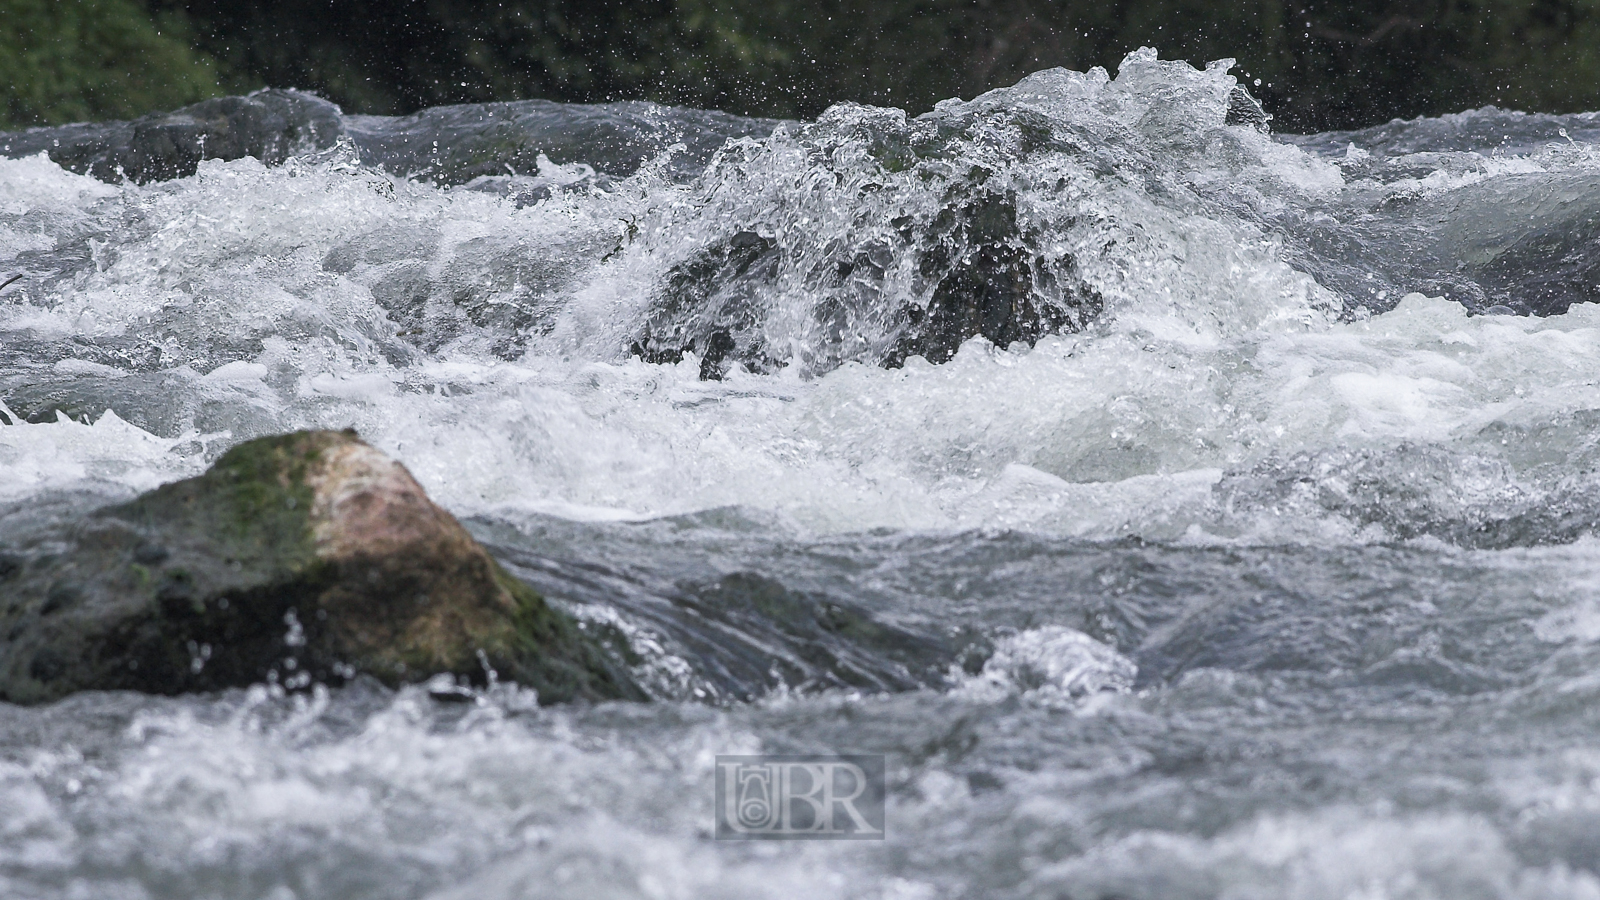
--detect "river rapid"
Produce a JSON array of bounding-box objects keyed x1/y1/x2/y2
[{"x1": 8, "y1": 48, "x2": 1600, "y2": 899}]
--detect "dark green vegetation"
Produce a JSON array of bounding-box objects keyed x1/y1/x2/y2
[
  {"x1": 4, "y1": 1, "x2": 1600, "y2": 133},
  {"x1": 0, "y1": 0, "x2": 233, "y2": 129},
  {"x1": 0, "y1": 430, "x2": 644, "y2": 704}
]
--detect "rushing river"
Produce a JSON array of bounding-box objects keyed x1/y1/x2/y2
[{"x1": 9, "y1": 48, "x2": 1600, "y2": 898}]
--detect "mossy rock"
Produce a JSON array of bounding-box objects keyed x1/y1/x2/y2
[{"x1": 0, "y1": 430, "x2": 644, "y2": 704}]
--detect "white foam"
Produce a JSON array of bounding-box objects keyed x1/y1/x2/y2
[
  {"x1": 0, "y1": 152, "x2": 119, "y2": 216},
  {"x1": 957, "y1": 627, "x2": 1137, "y2": 706},
  {"x1": 2, "y1": 57, "x2": 1600, "y2": 545},
  {"x1": 1032, "y1": 807, "x2": 1600, "y2": 900},
  {"x1": 0, "y1": 406, "x2": 204, "y2": 501}
]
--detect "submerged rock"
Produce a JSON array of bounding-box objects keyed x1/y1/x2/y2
[
  {"x1": 346, "y1": 99, "x2": 782, "y2": 185},
  {"x1": 630, "y1": 105, "x2": 1108, "y2": 378},
  {"x1": 0, "y1": 91, "x2": 778, "y2": 188},
  {"x1": 1224, "y1": 85, "x2": 1271, "y2": 133},
  {"x1": 0, "y1": 90, "x2": 345, "y2": 184},
  {"x1": 0, "y1": 430, "x2": 643, "y2": 704}
]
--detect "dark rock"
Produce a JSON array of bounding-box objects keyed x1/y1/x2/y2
[
  {"x1": 0, "y1": 90, "x2": 345, "y2": 184},
  {"x1": 631, "y1": 231, "x2": 781, "y2": 374},
  {"x1": 634, "y1": 185, "x2": 1103, "y2": 377},
  {"x1": 887, "y1": 187, "x2": 1095, "y2": 366},
  {"x1": 1225, "y1": 85, "x2": 1272, "y2": 133},
  {"x1": 0, "y1": 430, "x2": 644, "y2": 704},
  {"x1": 698, "y1": 330, "x2": 739, "y2": 381},
  {"x1": 628, "y1": 105, "x2": 1106, "y2": 378}
]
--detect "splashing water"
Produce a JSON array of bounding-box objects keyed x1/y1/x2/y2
[{"x1": 10, "y1": 48, "x2": 1600, "y2": 899}]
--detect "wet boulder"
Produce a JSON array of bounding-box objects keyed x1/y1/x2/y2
[
  {"x1": 1224, "y1": 85, "x2": 1271, "y2": 133},
  {"x1": 628, "y1": 104, "x2": 1106, "y2": 379},
  {"x1": 630, "y1": 230, "x2": 781, "y2": 379},
  {"x1": 0, "y1": 430, "x2": 643, "y2": 704},
  {"x1": 634, "y1": 182, "x2": 1102, "y2": 379},
  {"x1": 885, "y1": 186, "x2": 1094, "y2": 367},
  {"x1": 0, "y1": 90, "x2": 346, "y2": 184}
]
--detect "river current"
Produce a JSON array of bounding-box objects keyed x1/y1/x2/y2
[{"x1": 7, "y1": 49, "x2": 1600, "y2": 898}]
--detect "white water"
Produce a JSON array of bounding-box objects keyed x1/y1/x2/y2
[{"x1": 8, "y1": 49, "x2": 1600, "y2": 899}]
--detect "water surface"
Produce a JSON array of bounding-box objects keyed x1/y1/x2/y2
[{"x1": 7, "y1": 49, "x2": 1600, "y2": 899}]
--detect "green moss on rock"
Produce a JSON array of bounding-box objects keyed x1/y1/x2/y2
[{"x1": 0, "y1": 429, "x2": 644, "y2": 704}]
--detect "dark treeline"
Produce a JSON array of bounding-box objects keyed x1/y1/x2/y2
[{"x1": 6, "y1": 0, "x2": 1600, "y2": 133}]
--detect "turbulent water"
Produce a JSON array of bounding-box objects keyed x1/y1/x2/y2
[{"x1": 10, "y1": 47, "x2": 1600, "y2": 898}]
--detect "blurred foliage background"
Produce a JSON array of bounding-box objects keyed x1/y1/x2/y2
[{"x1": 4, "y1": 0, "x2": 1600, "y2": 133}]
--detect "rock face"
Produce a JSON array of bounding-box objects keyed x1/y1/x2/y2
[{"x1": 0, "y1": 430, "x2": 643, "y2": 704}]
